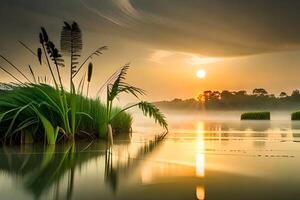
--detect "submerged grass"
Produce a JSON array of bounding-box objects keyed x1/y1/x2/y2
[{"x1": 241, "y1": 112, "x2": 271, "y2": 120}]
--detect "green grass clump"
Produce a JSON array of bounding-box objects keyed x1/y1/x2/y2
[
  {"x1": 0, "y1": 84, "x2": 132, "y2": 143},
  {"x1": 241, "y1": 112, "x2": 270, "y2": 120},
  {"x1": 0, "y1": 21, "x2": 168, "y2": 145},
  {"x1": 291, "y1": 111, "x2": 300, "y2": 120}
]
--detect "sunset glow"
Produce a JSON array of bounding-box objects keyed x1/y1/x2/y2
[{"x1": 1, "y1": 1, "x2": 300, "y2": 199}]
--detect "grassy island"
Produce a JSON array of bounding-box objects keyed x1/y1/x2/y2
[
  {"x1": 291, "y1": 111, "x2": 300, "y2": 120},
  {"x1": 241, "y1": 112, "x2": 270, "y2": 120},
  {"x1": 0, "y1": 22, "x2": 168, "y2": 145}
]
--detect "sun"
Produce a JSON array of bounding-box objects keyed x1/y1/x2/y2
[{"x1": 196, "y1": 69, "x2": 206, "y2": 79}]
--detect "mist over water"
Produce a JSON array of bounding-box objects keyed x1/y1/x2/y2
[{"x1": 133, "y1": 110, "x2": 298, "y2": 134}]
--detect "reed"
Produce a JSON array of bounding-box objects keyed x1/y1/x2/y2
[{"x1": 0, "y1": 21, "x2": 168, "y2": 145}]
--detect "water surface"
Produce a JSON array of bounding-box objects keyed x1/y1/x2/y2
[{"x1": 1, "y1": 111, "x2": 300, "y2": 200}]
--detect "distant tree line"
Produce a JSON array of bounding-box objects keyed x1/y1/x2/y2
[{"x1": 155, "y1": 88, "x2": 300, "y2": 110}]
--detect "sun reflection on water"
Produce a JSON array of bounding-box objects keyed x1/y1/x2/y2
[
  {"x1": 196, "y1": 122, "x2": 206, "y2": 199},
  {"x1": 196, "y1": 186, "x2": 206, "y2": 200},
  {"x1": 196, "y1": 122, "x2": 205, "y2": 177}
]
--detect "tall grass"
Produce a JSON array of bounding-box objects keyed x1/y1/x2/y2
[{"x1": 0, "y1": 21, "x2": 168, "y2": 145}]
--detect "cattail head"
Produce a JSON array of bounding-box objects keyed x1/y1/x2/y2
[
  {"x1": 87, "y1": 62, "x2": 93, "y2": 82},
  {"x1": 39, "y1": 33, "x2": 44, "y2": 44},
  {"x1": 37, "y1": 48, "x2": 42, "y2": 65}
]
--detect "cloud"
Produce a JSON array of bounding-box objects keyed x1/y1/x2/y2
[
  {"x1": 115, "y1": 0, "x2": 300, "y2": 56},
  {"x1": 79, "y1": 0, "x2": 124, "y2": 26},
  {"x1": 187, "y1": 56, "x2": 222, "y2": 66},
  {"x1": 148, "y1": 49, "x2": 222, "y2": 65},
  {"x1": 2, "y1": 0, "x2": 300, "y2": 57},
  {"x1": 113, "y1": 0, "x2": 140, "y2": 19},
  {"x1": 148, "y1": 50, "x2": 175, "y2": 63}
]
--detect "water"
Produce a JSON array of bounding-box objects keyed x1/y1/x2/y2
[{"x1": 1, "y1": 111, "x2": 300, "y2": 200}]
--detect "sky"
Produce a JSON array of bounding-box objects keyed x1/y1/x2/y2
[{"x1": 1, "y1": 0, "x2": 300, "y2": 102}]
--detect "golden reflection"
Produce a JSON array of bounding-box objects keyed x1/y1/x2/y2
[
  {"x1": 196, "y1": 122, "x2": 205, "y2": 134},
  {"x1": 196, "y1": 186, "x2": 206, "y2": 200},
  {"x1": 196, "y1": 122, "x2": 205, "y2": 177}
]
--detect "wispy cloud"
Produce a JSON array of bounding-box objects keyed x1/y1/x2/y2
[
  {"x1": 148, "y1": 50, "x2": 175, "y2": 63},
  {"x1": 187, "y1": 56, "x2": 222, "y2": 66},
  {"x1": 148, "y1": 49, "x2": 222, "y2": 65},
  {"x1": 79, "y1": 0, "x2": 124, "y2": 26},
  {"x1": 113, "y1": 0, "x2": 140, "y2": 19}
]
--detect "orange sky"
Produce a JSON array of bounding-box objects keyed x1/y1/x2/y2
[{"x1": 1, "y1": 1, "x2": 300, "y2": 103}]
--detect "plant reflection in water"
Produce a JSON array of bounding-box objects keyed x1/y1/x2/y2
[{"x1": 0, "y1": 132, "x2": 167, "y2": 199}]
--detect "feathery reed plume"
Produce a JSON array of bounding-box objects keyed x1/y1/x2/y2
[
  {"x1": 40, "y1": 27, "x2": 65, "y2": 90},
  {"x1": 39, "y1": 28, "x2": 58, "y2": 89},
  {"x1": 45, "y1": 41, "x2": 64, "y2": 88},
  {"x1": 87, "y1": 62, "x2": 93, "y2": 97},
  {"x1": 61, "y1": 21, "x2": 82, "y2": 93}
]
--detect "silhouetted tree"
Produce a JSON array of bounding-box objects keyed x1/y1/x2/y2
[
  {"x1": 157, "y1": 88, "x2": 300, "y2": 110},
  {"x1": 279, "y1": 92, "x2": 288, "y2": 98},
  {"x1": 236, "y1": 90, "x2": 247, "y2": 96},
  {"x1": 291, "y1": 90, "x2": 300, "y2": 97},
  {"x1": 221, "y1": 90, "x2": 234, "y2": 99},
  {"x1": 203, "y1": 90, "x2": 212, "y2": 102},
  {"x1": 211, "y1": 91, "x2": 221, "y2": 100},
  {"x1": 253, "y1": 88, "x2": 268, "y2": 96}
]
